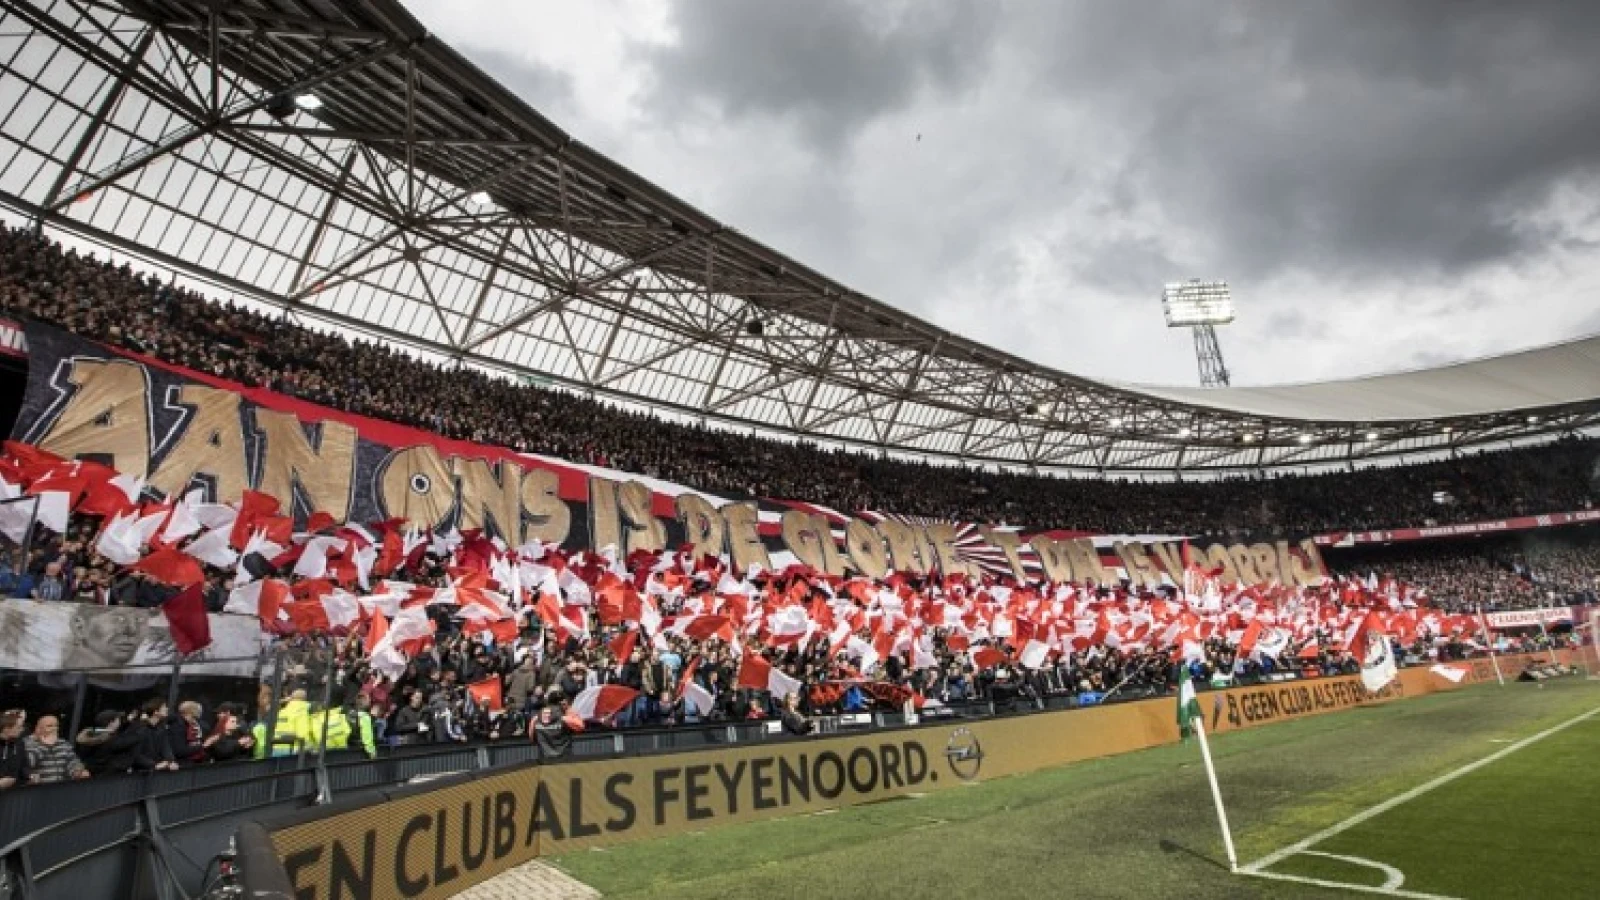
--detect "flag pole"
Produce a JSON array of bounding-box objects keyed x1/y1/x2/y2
[
  {"x1": 1476, "y1": 605, "x2": 1505, "y2": 687},
  {"x1": 1192, "y1": 715, "x2": 1239, "y2": 873}
]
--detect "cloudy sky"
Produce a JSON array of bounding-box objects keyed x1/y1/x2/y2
[{"x1": 407, "y1": 0, "x2": 1600, "y2": 388}]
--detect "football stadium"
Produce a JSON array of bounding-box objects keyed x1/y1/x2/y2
[{"x1": 0, "y1": 2, "x2": 1598, "y2": 899}]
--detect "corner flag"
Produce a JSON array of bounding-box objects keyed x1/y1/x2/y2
[
  {"x1": 1178, "y1": 665, "x2": 1238, "y2": 872},
  {"x1": 1177, "y1": 667, "x2": 1203, "y2": 739}
]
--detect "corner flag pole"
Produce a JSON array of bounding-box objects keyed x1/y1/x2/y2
[
  {"x1": 1192, "y1": 715, "x2": 1239, "y2": 872},
  {"x1": 1180, "y1": 669, "x2": 1237, "y2": 873},
  {"x1": 1476, "y1": 605, "x2": 1505, "y2": 687}
]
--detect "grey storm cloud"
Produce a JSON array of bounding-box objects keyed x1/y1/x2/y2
[
  {"x1": 640, "y1": 0, "x2": 1002, "y2": 152},
  {"x1": 410, "y1": 0, "x2": 1600, "y2": 385},
  {"x1": 642, "y1": 0, "x2": 1600, "y2": 285}
]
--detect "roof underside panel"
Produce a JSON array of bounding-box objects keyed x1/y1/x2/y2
[
  {"x1": 0, "y1": 0, "x2": 1596, "y2": 478},
  {"x1": 1121, "y1": 335, "x2": 1600, "y2": 422}
]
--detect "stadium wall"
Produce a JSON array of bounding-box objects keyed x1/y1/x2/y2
[{"x1": 252, "y1": 656, "x2": 1574, "y2": 900}]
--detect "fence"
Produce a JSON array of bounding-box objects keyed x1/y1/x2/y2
[{"x1": 0, "y1": 694, "x2": 1012, "y2": 900}]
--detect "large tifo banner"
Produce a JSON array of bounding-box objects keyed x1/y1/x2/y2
[
  {"x1": 0, "y1": 599, "x2": 263, "y2": 676},
  {"x1": 13, "y1": 322, "x2": 1327, "y2": 586}
]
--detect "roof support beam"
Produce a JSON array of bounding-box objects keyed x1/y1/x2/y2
[
  {"x1": 37, "y1": 27, "x2": 155, "y2": 216},
  {"x1": 285, "y1": 145, "x2": 357, "y2": 299},
  {"x1": 51, "y1": 37, "x2": 405, "y2": 211},
  {"x1": 459, "y1": 231, "x2": 703, "y2": 352},
  {"x1": 456, "y1": 227, "x2": 513, "y2": 348},
  {"x1": 588, "y1": 280, "x2": 639, "y2": 385}
]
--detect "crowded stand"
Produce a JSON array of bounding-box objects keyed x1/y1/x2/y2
[
  {"x1": 0, "y1": 440, "x2": 1590, "y2": 787},
  {"x1": 1332, "y1": 535, "x2": 1600, "y2": 612},
  {"x1": 0, "y1": 225, "x2": 1595, "y2": 790},
  {"x1": 0, "y1": 224, "x2": 1596, "y2": 539}
]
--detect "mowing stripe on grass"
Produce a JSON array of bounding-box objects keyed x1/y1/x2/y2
[{"x1": 1242, "y1": 702, "x2": 1600, "y2": 876}]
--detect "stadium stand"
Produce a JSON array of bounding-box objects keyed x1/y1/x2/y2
[{"x1": 2, "y1": 223, "x2": 1596, "y2": 539}]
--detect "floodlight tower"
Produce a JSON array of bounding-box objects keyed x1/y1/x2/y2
[{"x1": 1162, "y1": 279, "x2": 1235, "y2": 388}]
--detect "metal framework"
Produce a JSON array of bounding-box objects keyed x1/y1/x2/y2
[
  {"x1": 0, "y1": 0, "x2": 1596, "y2": 476},
  {"x1": 1192, "y1": 323, "x2": 1230, "y2": 388}
]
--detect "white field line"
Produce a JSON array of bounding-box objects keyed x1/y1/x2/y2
[
  {"x1": 1301, "y1": 851, "x2": 1407, "y2": 890},
  {"x1": 1239, "y1": 867, "x2": 1461, "y2": 900},
  {"x1": 1242, "y1": 703, "x2": 1600, "y2": 877}
]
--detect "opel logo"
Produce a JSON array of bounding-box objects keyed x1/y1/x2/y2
[{"x1": 944, "y1": 727, "x2": 984, "y2": 781}]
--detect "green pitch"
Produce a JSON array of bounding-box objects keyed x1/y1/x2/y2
[{"x1": 550, "y1": 678, "x2": 1600, "y2": 899}]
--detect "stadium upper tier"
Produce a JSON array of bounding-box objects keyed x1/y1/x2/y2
[{"x1": 0, "y1": 0, "x2": 1597, "y2": 474}]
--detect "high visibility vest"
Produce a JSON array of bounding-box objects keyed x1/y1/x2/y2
[
  {"x1": 274, "y1": 699, "x2": 310, "y2": 753},
  {"x1": 353, "y1": 711, "x2": 376, "y2": 758},
  {"x1": 318, "y1": 708, "x2": 352, "y2": 750}
]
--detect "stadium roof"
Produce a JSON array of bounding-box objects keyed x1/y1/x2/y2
[
  {"x1": 1122, "y1": 333, "x2": 1600, "y2": 422},
  {"x1": 0, "y1": 0, "x2": 1597, "y2": 475}
]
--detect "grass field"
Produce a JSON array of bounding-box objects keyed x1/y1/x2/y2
[{"x1": 549, "y1": 678, "x2": 1600, "y2": 899}]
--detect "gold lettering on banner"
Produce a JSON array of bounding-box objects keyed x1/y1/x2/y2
[
  {"x1": 782, "y1": 510, "x2": 845, "y2": 577},
  {"x1": 722, "y1": 502, "x2": 770, "y2": 574},
  {"x1": 147, "y1": 385, "x2": 249, "y2": 503},
  {"x1": 1227, "y1": 543, "x2": 1261, "y2": 585},
  {"x1": 587, "y1": 477, "x2": 622, "y2": 554},
  {"x1": 617, "y1": 480, "x2": 666, "y2": 554},
  {"x1": 1249, "y1": 543, "x2": 1280, "y2": 585},
  {"x1": 1146, "y1": 541, "x2": 1184, "y2": 580},
  {"x1": 1290, "y1": 539, "x2": 1329, "y2": 586},
  {"x1": 924, "y1": 523, "x2": 977, "y2": 579},
  {"x1": 254, "y1": 410, "x2": 356, "y2": 524},
  {"x1": 816, "y1": 519, "x2": 848, "y2": 577},
  {"x1": 519, "y1": 468, "x2": 571, "y2": 545},
  {"x1": 1203, "y1": 543, "x2": 1239, "y2": 585},
  {"x1": 36, "y1": 359, "x2": 151, "y2": 477},
  {"x1": 844, "y1": 518, "x2": 888, "y2": 579},
  {"x1": 676, "y1": 494, "x2": 725, "y2": 562},
  {"x1": 377, "y1": 444, "x2": 458, "y2": 529},
  {"x1": 453, "y1": 456, "x2": 524, "y2": 540},
  {"x1": 875, "y1": 519, "x2": 928, "y2": 575},
  {"x1": 1064, "y1": 538, "x2": 1111, "y2": 586},
  {"x1": 1027, "y1": 535, "x2": 1074, "y2": 583},
  {"x1": 978, "y1": 528, "x2": 1027, "y2": 582},
  {"x1": 1273, "y1": 541, "x2": 1296, "y2": 588},
  {"x1": 1113, "y1": 541, "x2": 1162, "y2": 589}
]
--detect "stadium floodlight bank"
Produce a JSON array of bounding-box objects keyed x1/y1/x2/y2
[
  {"x1": 1161, "y1": 279, "x2": 1236, "y2": 327},
  {"x1": 1163, "y1": 279, "x2": 1235, "y2": 387}
]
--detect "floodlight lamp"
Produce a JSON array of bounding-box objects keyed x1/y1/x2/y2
[
  {"x1": 1109, "y1": 417, "x2": 1123, "y2": 429},
  {"x1": 1242, "y1": 433, "x2": 1255, "y2": 443},
  {"x1": 1160, "y1": 279, "x2": 1235, "y2": 328},
  {"x1": 1178, "y1": 427, "x2": 1192, "y2": 438},
  {"x1": 1297, "y1": 434, "x2": 1312, "y2": 444},
  {"x1": 293, "y1": 93, "x2": 323, "y2": 111},
  {"x1": 1526, "y1": 415, "x2": 1539, "y2": 424},
  {"x1": 1366, "y1": 432, "x2": 1378, "y2": 442}
]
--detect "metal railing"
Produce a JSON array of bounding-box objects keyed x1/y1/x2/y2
[{"x1": 0, "y1": 699, "x2": 1016, "y2": 900}]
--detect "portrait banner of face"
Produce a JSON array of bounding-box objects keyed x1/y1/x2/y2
[{"x1": 0, "y1": 600, "x2": 266, "y2": 676}]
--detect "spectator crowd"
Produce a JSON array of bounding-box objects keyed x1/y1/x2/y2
[
  {"x1": 0, "y1": 224, "x2": 1595, "y2": 792},
  {"x1": 0, "y1": 223, "x2": 1595, "y2": 539}
]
